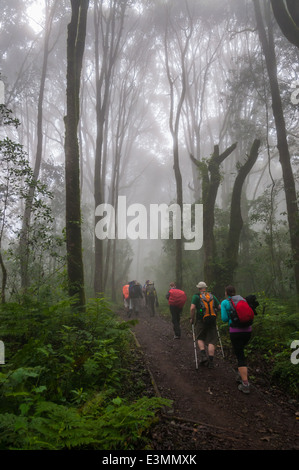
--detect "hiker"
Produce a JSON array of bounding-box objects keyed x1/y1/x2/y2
[
  {"x1": 221, "y1": 285, "x2": 253, "y2": 394},
  {"x1": 143, "y1": 280, "x2": 150, "y2": 307},
  {"x1": 122, "y1": 283, "x2": 130, "y2": 314},
  {"x1": 128, "y1": 280, "x2": 143, "y2": 316},
  {"x1": 146, "y1": 281, "x2": 159, "y2": 316},
  {"x1": 190, "y1": 281, "x2": 220, "y2": 369},
  {"x1": 166, "y1": 282, "x2": 187, "y2": 339}
]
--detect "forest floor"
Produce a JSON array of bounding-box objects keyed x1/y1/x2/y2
[{"x1": 118, "y1": 305, "x2": 299, "y2": 451}]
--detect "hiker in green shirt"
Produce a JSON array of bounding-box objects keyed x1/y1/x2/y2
[{"x1": 190, "y1": 281, "x2": 220, "y2": 368}]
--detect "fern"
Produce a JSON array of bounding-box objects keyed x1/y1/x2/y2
[
  {"x1": 0, "y1": 396, "x2": 171, "y2": 450},
  {"x1": 0, "y1": 297, "x2": 171, "y2": 449}
]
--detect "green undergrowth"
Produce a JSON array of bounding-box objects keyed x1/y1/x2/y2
[{"x1": 0, "y1": 296, "x2": 171, "y2": 450}]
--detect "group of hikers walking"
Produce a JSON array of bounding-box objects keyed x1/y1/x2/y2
[
  {"x1": 122, "y1": 280, "x2": 159, "y2": 317},
  {"x1": 122, "y1": 278, "x2": 259, "y2": 394},
  {"x1": 170, "y1": 281, "x2": 258, "y2": 394}
]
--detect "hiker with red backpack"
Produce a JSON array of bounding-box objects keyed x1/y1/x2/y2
[
  {"x1": 190, "y1": 282, "x2": 220, "y2": 369},
  {"x1": 166, "y1": 282, "x2": 187, "y2": 339},
  {"x1": 221, "y1": 285, "x2": 255, "y2": 394}
]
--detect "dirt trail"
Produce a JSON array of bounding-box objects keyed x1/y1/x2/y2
[{"x1": 119, "y1": 306, "x2": 299, "y2": 450}]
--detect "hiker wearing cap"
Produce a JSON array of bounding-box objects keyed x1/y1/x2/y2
[
  {"x1": 166, "y1": 282, "x2": 187, "y2": 339},
  {"x1": 221, "y1": 285, "x2": 253, "y2": 394},
  {"x1": 146, "y1": 281, "x2": 159, "y2": 316},
  {"x1": 190, "y1": 282, "x2": 220, "y2": 368}
]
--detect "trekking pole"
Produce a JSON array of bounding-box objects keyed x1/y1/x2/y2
[
  {"x1": 216, "y1": 324, "x2": 225, "y2": 358},
  {"x1": 192, "y1": 323, "x2": 198, "y2": 369}
]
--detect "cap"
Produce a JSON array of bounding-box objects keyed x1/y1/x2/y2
[{"x1": 196, "y1": 281, "x2": 207, "y2": 289}]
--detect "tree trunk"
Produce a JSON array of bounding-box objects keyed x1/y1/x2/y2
[
  {"x1": 173, "y1": 136, "x2": 183, "y2": 289},
  {"x1": 270, "y1": 0, "x2": 299, "y2": 49},
  {"x1": 191, "y1": 142, "x2": 237, "y2": 291},
  {"x1": 253, "y1": 0, "x2": 299, "y2": 295},
  {"x1": 0, "y1": 249, "x2": 7, "y2": 304},
  {"x1": 223, "y1": 139, "x2": 260, "y2": 288},
  {"x1": 64, "y1": 0, "x2": 89, "y2": 309}
]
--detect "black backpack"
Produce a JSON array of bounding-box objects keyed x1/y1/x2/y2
[
  {"x1": 245, "y1": 294, "x2": 259, "y2": 315},
  {"x1": 129, "y1": 281, "x2": 142, "y2": 298}
]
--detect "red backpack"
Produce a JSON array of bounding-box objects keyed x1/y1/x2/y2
[
  {"x1": 229, "y1": 295, "x2": 254, "y2": 327},
  {"x1": 168, "y1": 289, "x2": 187, "y2": 309}
]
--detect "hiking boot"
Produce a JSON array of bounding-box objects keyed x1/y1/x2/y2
[
  {"x1": 173, "y1": 335, "x2": 180, "y2": 339},
  {"x1": 208, "y1": 360, "x2": 215, "y2": 369},
  {"x1": 199, "y1": 351, "x2": 208, "y2": 366},
  {"x1": 238, "y1": 382, "x2": 250, "y2": 394}
]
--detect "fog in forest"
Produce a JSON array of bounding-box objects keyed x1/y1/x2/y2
[{"x1": 1, "y1": 0, "x2": 299, "y2": 305}]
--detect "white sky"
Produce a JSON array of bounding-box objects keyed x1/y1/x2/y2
[{"x1": 26, "y1": 0, "x2": 45, "y2": 34}]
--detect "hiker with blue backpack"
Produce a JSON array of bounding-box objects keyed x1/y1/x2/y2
[{"x1": 221, "y1": 285, "x2": 255, "y2": 394}]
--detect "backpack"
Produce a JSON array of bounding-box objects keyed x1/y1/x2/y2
[
  {"x1": 146, "y1": 284, "x2": 156, "y2": 297},
  {"x1": 122, "y1": 284, "x2": 129, "y2": 300},
  {"x1": 229, "y1": 295, "x2": 254, "y2": 327},
  {"x1": 129, "y1": 281, "x2": 142, "y2": 299},
  {"x1": 245, "y1": 294, "x2": 259, "y2": 315},
  {"x1": 168, "y1": 289, "x2": 187, "y2": 308},
  {"x1": 197, "y1": 292, "x2": 217, "y2": 326}
]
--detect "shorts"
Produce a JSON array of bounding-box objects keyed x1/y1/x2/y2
[{"x1": 195, "y1": 320, "x2": 217, "y2": 345}]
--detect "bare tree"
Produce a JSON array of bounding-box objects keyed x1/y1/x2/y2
[
  {"x1": 163, "y1": 1, "x2": 193, "y2": 288},
  {"x1": 183, "y1": 21, "x2": 226, "y2": 203},
  {"x1": 93, "y1": 0, "x2": 128, "y2": 295},
  {"x1": 20, "y1": 0, "x2": 59, "y2": 290}
]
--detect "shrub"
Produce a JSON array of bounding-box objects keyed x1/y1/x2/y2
[{"x1": 0, "y1": 297, "x2": 171, "y2": 449}]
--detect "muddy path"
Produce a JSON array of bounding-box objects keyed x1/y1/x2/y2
[{"x1": 118, "y1": 306, "x2": 299, "y2": 451}]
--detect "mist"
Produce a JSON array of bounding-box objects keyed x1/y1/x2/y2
[{"x1": 1, "y1": 0, "x2": 299, "y2": 304}]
